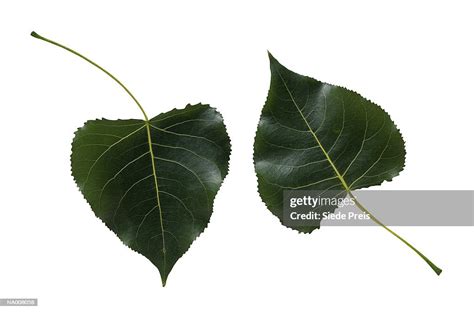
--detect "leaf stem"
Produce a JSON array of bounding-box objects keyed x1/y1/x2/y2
[
  {"x1": 347, "y1": 191, "x2": 442, "y2": 275},
  {"x1": 32, "y1": 31, "x2": 169, "y2": 284},
  {"x1": 274, "y1": 59, "x2": 442, "y2": 275},
  {"x1": 30, "y1": 31, "x2": 149, "y2": 121}
]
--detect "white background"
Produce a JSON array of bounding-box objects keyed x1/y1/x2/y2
[{"x1": 1, "y1": 1, "x2": 473, "y2": 311}]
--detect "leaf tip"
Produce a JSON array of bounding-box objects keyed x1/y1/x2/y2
[
  {"x1": 160, "y1": 271, "x2": 169, "y2": 287},
  {"x1": 267, "y1": 50, "x2": 277, "y2": 64},
  {"x1": 267, "y1": 51, "x2": 288, "y2": 73},
  {"x1": 30, "y1": 31, "x2": 40, "y2": 39}
]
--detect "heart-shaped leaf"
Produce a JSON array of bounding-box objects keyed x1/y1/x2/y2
[
  {"x1": 72, "y1": 104, "x2": 230, "y2": 285},
  {"x1": 254, "y1": 53, "x2": 441, "y2": 275},
  {"x1": 32, "y1": 32, "x2": 231, "y2": 285}
]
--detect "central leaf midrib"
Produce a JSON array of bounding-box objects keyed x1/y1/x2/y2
[{"x1": 144, "y1": 121, "x2": 167, "y2": 264}]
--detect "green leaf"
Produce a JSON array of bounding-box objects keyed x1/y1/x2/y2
[
  {"x1": 255, "y1": 53, "x2": 405, "y2": 231},
  {"x1": 31, "y1": 31, "x2": 231, "y2": 285},
  {"x1": 72, "y1": 104, "x2": 230, "y2": 285},
  {"x1": 254, "y1": 53, "x2": 442, "y2": 275}
]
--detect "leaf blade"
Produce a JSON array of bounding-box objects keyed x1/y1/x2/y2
[
  {"x1": 255, "y1": 53, "x2": 406, "y2": 232},
  {"x1": 72, "y1": 104, "x2": 231, "y2": 285}
]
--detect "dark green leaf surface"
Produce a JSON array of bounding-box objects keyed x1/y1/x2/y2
[
  {"x1": 72, "y1": 104, "x2": 231, "y2": 285},
  {"x1": 254, "y1": 54, "x2": 406, "y2": 233}
]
